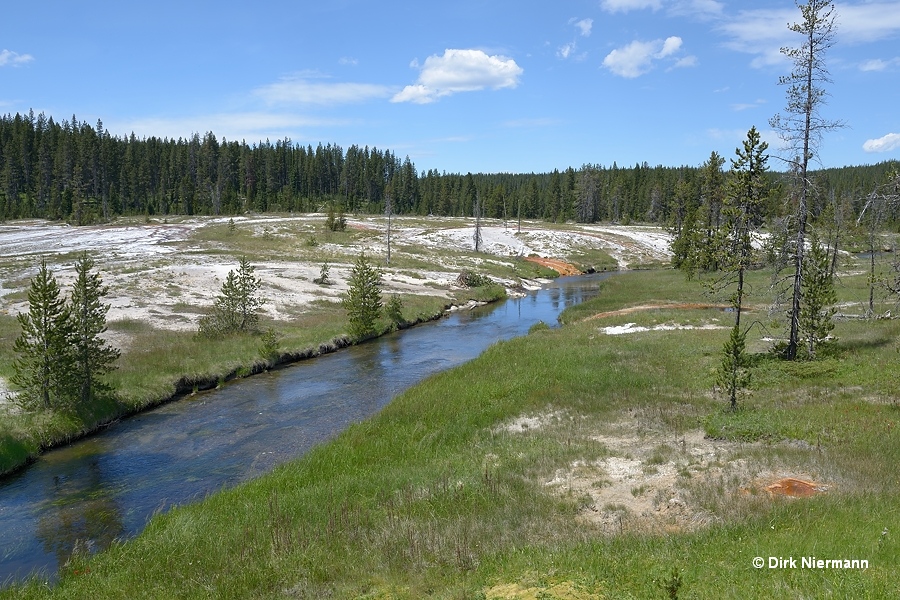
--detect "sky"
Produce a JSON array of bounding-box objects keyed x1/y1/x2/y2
[{"x1": 2, "y1": 0, "x2": 899, "y2": 174}]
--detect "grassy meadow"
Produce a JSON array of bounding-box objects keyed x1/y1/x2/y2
[{"x1": 2, "y1": 261, "x2": 899, "y2": 598}]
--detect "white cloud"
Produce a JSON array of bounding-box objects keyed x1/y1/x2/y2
[
  {"x1": 600, "y1": 0, "x2": 662, "y2": 13},
  {"x1": 659, "y1": 36, "x2": 683, "y2": 57},
  {"x1": 717, "y1": 7, "x2": 796, "y2": 67},
  {"x1": 860, "y1": 58, "x2": 888, "y2": 71},
  {"x1": 557, "y1": 42, "x2": 576, "y2": 59},
  {"x1": 720, "y1": 3, "x2": 900, "y2": 69},
  {"x1": 602, "y1": 36, "x2": 686, "y2": 78},
  {"x1": 0, "y1": 49, "x2": 34, "y2": 67},
  {"x1": 673, "y1": 55, "x2": 698, "y2": 68},
  {"x1": 571, "y1": 17, "x2": 593, "y2": 37},
  {"x1": 838, "y1": 2, "x2": 900, "y2": 44},
  {"x1": 863, "y1": 133, "x2": 900, "y2": 153},
  {"x1": 338, "y1": 57, "x2": 359, "y2": 66},
  {"x1": 558, "y1": 18, "x2": 593, "y2": 60},
  {"x1": 859, "y1": 57, "x2": 900, "y2": 71},
  {"x1": 392, "y1": 49, "x2": 523, "y2": 104},
  {"x1": 254, "y1": 77, "x2": 394, "y2": 105}
]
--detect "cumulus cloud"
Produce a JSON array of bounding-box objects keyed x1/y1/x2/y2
[
  {"x1": 254, "y1": 76, "x2": 393, "y2": 105},
  {"x1": 863, "y1": 133, "x2": 900, "y2": 153},
  {"x1": 602, "y1": 36, "x2": 691, "y2": 78},
  {"x1": 391, "y1": 49, "x2": 523, "y2": 104},
  {"x1": 338, "y1": 57, "x2": 359, "y2": 66},
  {"x1": 600, "y1": 0, "x2": 662, "y2": 13},
  {"x1": 0, "y1": 49, "x2": 34, "y2": 67}
]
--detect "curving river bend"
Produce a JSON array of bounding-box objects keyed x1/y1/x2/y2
[{"x1": 0, "y1": 273, "x2": 612, "y2": 585}]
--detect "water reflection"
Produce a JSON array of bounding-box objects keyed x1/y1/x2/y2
[{"x1": 36, "y1": 458, "x2": 124, "y2": 566}]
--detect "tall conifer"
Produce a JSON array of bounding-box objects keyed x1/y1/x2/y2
[
  {"x1": 11, "y1": 260, "x2": 72, "y2": 410},
  {"x1": 68, "y1": 253, "x2": 120, "y2": 408}
]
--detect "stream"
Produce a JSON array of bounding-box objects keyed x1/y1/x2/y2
[{"x1": 0, "y1": 273, "x2": 612, "y2": 585}]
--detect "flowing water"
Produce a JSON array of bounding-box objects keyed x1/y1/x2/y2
[{"x1": 0, "y1": 273, "x2": 612, "y2": 584}]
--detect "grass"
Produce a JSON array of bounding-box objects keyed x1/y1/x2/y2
[
  {"x1": 0, "y1": 289, "x2": 466, "y2": 475},
  {"x1": 3, "y1": 263, "x2": 899, "y2": 598}
]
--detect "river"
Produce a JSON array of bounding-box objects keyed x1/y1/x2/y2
[{"x1": 0, "y1": 273, "x2": 611, "y2": 585}]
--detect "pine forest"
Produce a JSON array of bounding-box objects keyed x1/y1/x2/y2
[{"x1": 1, "y1": 110, "x2": 898, "y2": 228}]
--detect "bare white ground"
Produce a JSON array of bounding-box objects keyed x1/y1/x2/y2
[
  {"x1": 401, "y1": 224, "x2": 617, "y2": 261},
  {"x1": 600, "y1": 322, "x2": 729, "y2": 335},
  {"x1": 0, "y1": 217, "x2": 673, "y2": 334},
  {"x1": 577, "y1": 224, "x2": 672, "y2": 268}
]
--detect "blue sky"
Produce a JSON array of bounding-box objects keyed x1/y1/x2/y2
[{"x1": 2, "y1": 1, "x2": 899, "y2": 173}]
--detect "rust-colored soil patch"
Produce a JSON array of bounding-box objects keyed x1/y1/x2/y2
[
  {"x1": 583, "y1": 303, "x2": 733, "y2": 321},
  {"x1": 524, "y1": 256, "x2": 582, "y2": 276},
  {"x1": 765, "y1": 478, "x2": 828, "y2": 498}
]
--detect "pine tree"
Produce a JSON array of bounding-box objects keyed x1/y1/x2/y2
[
  {"x1": 199, "y1": 257, "x2": 264, "y2": 336},
  {"x1": 718, "y1": 325, "x2": 751, "y2": 411},
  {"x1": 799, "y1": 232, "x2": 836, "y2": 358},
  {"x1": 386, "y1": 294, "x2": 404, "y2": 330},
  {"x1": 11, "y1": 260, "x2": 72, "y2": 410},
  {"x1": 343, "y1": 253, "x2": 382, "y2": 339},
  {"x1": 68, "y1": 253, "x2": 120, "y2": 408},
  {"x1": 716, "y1": 127, "x2": 770, "y2": 408}
]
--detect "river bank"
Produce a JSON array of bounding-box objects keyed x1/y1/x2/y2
[
  {"x1": 0, "y1": 282, "x2": 509, "y2": 478},
  {"x1": 3, "y1": 266, "x2": 897, "y2": 599}
]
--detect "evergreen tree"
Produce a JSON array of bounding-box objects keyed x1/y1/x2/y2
[
  {"x1": 718, "y1": 325, "x2": 751, "y2": 411},
  {"x1": 385, "y1": 294, "x2": 404, "y2": 330},
  {"x1": 716, "y1": 127, "x2": 770, "y2": 407},
  {"x1": 199, "y1": 257, "x2": 264, "y2": 336},
  {"x1": 696, "y1": 151, "x2": 726, "y2": 272},
  {"x1": 799, "y1": 232, "x2": 837, "y2": 358},
  {"x1": 68, "y1": 253, "x2": 120, "y2": 408},
  {"x1": 313, "y1": 260, "x2": 331, "y2": 285},
  {"x1": 769, "y1": 0, "x2": 844, "y2": 360},
  {"x1": 343, "y1": 253, "x2": 382, "y2": 339},
  {"x1": 11, "y1": 260, "x2": 72, "y2": 411},
  {"x1": 669, "y1": 179, "x2": 700, "y2": 272}
]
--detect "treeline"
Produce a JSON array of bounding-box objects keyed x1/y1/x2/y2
[{"x1": 1, "y1": 110, "x2": 898, "y2": 225}]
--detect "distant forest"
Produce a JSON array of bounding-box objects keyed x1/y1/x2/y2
[{"x1": 1, "y1": 111, "x2": 898, "y2": 227}]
